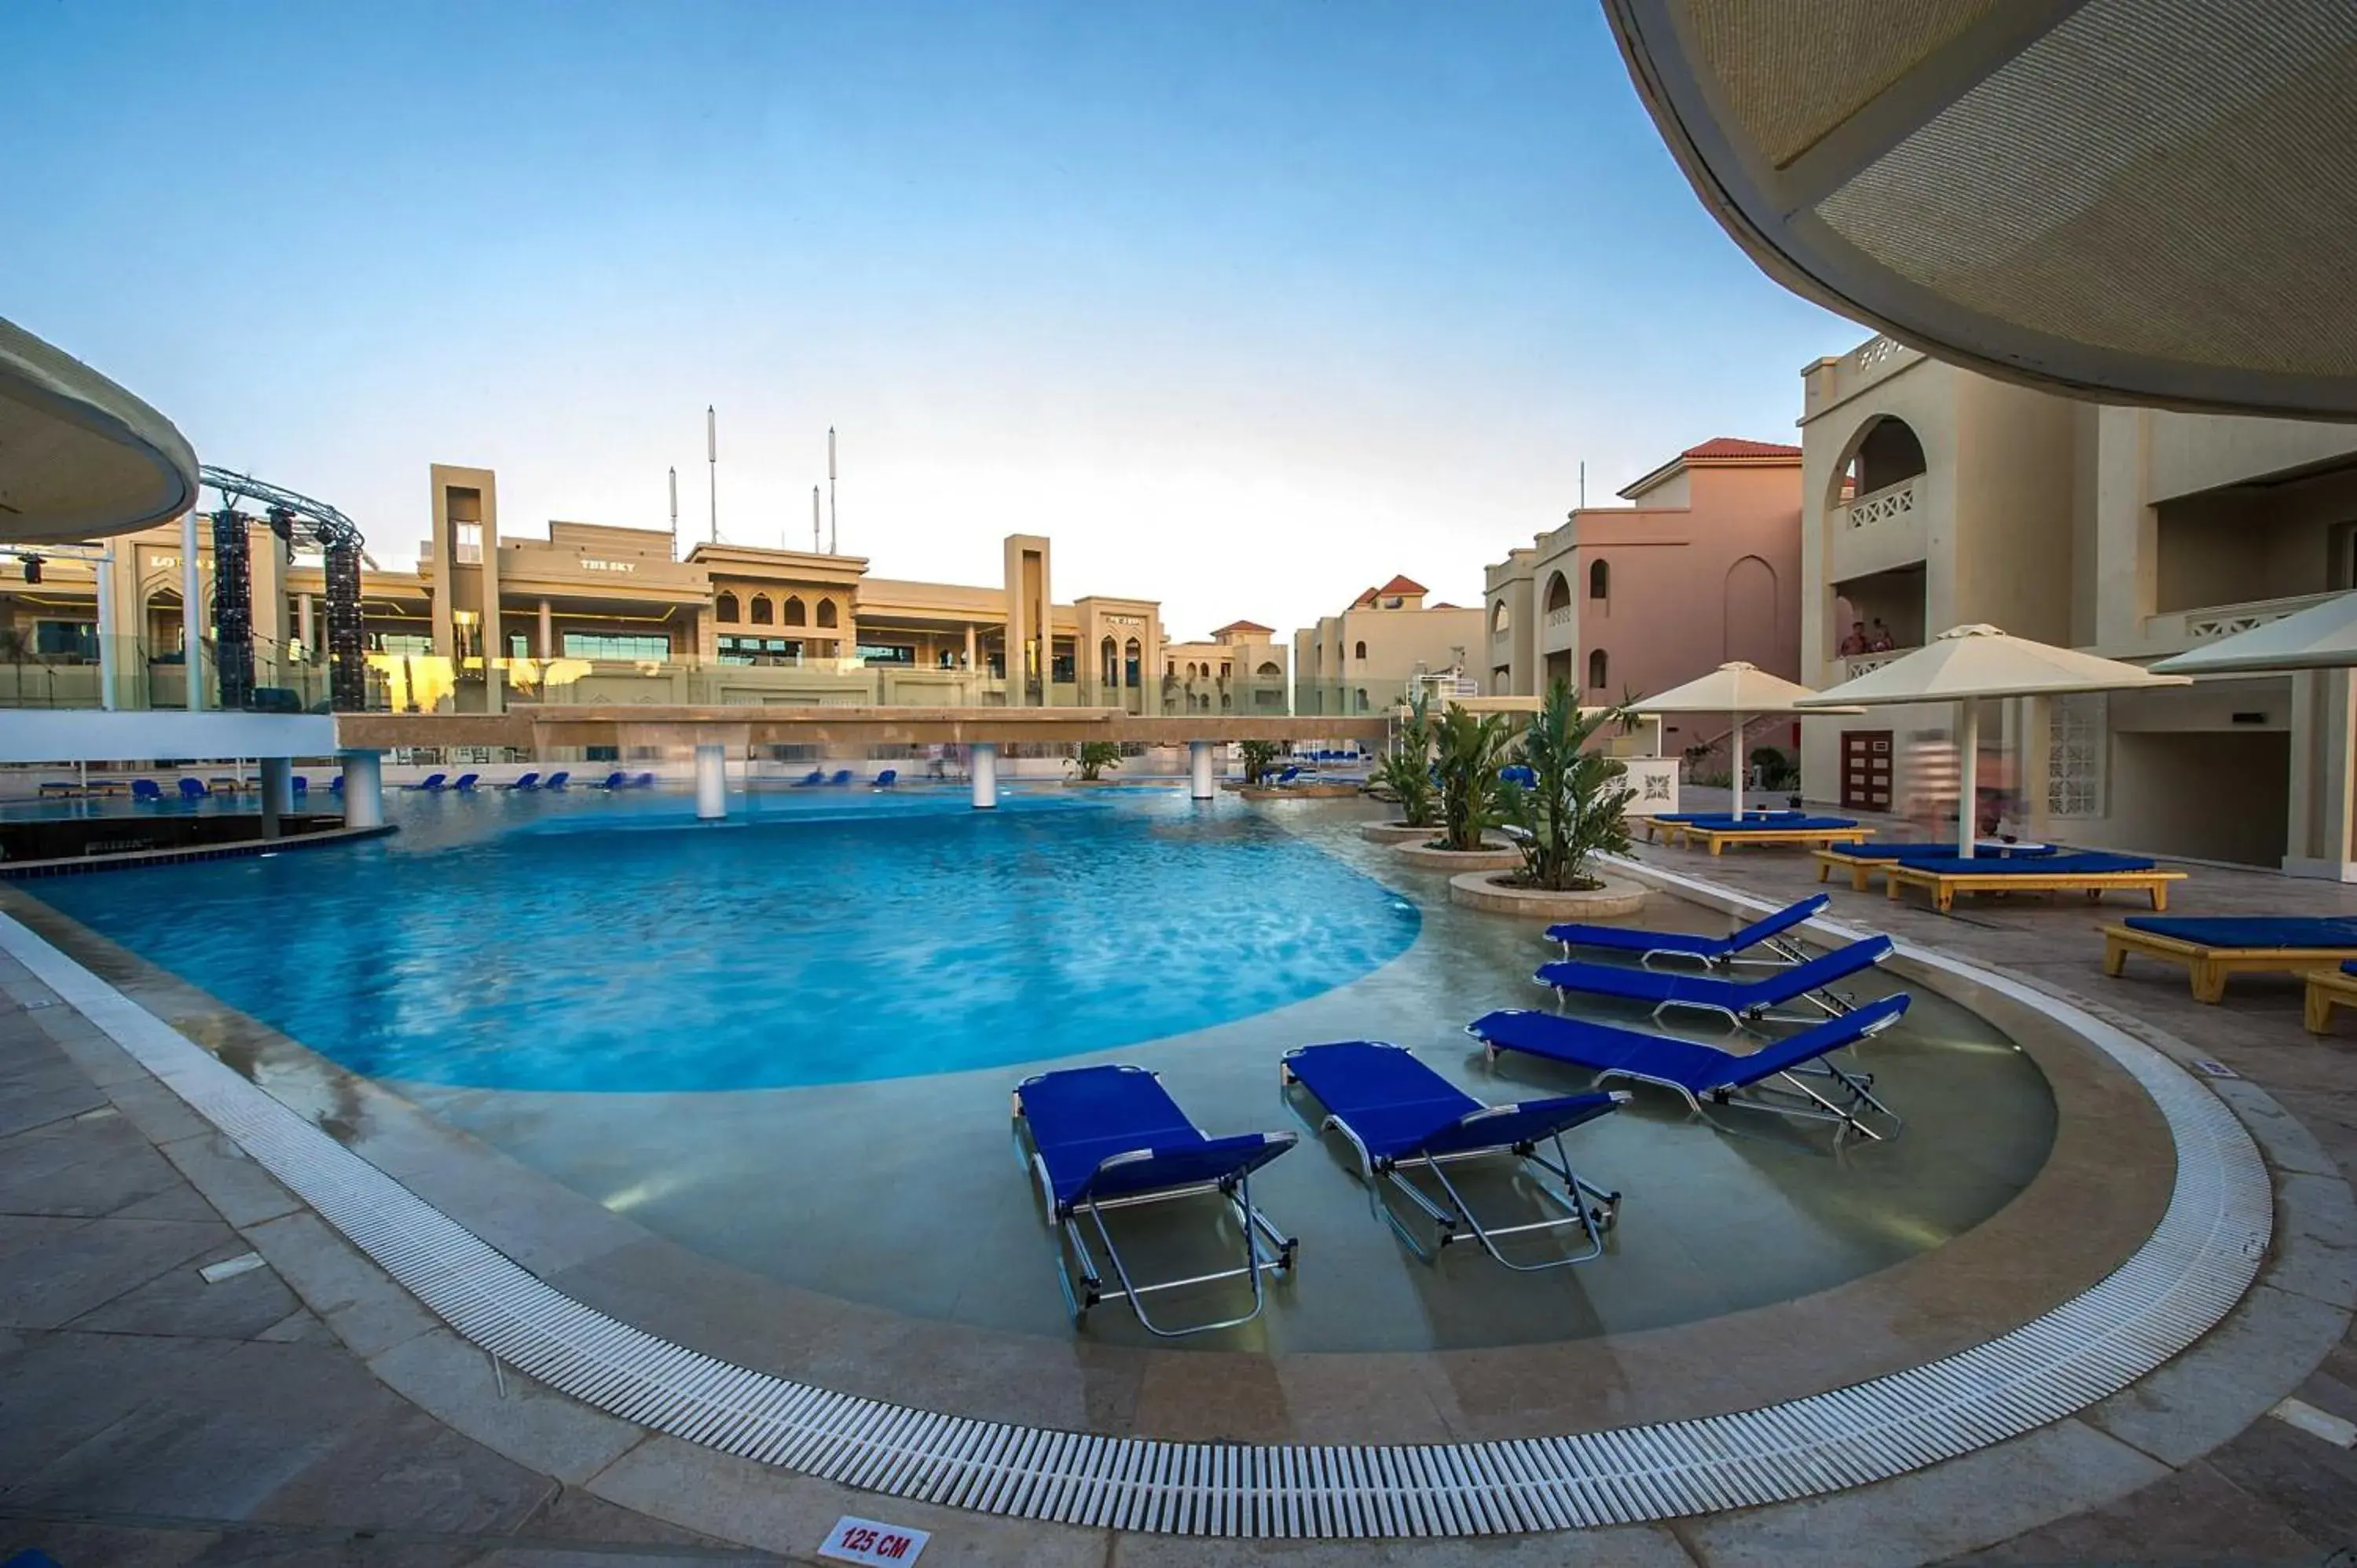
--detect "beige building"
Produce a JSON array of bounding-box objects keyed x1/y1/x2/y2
[
  {"x1": 0, "y1": 463, "x2": 1167, "y2": 714},
  {"x1": 1798, "y1": 334, "x2": 2357, "y2": 877},
  {"x1": 1292, "y1": 577, "x2": 1484, "y2": 715},
  {"x1": 1158, "y1": 620, "x2": 1288, "y2": 715}
]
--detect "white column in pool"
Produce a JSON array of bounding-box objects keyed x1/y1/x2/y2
[
  {"x1": 694, "y1": 742, "x2": 727, "y2": 820},
  {"x1": 258, "y1": 756, "x2": 293, "y2": 838},
  {"x1": 1189, "y1": 739, "x2": 1215, "y2": 800},
  {"x1": 339, "y1": 749, "x2": 384, "y2": 830},
  {"x1": 971, "y1": 742, "x2": 999, "y2": 808},
  {"x1": 538, "y1": 599, "x2": 554, "y2": 658}
]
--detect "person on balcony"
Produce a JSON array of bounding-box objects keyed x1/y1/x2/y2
[
  {"x1": 1868, "y1": 620, "x2": 1897, "y2": 652},
  {"x1": 1838, "y1": 621, "x2": 1870, "y2": 656}
]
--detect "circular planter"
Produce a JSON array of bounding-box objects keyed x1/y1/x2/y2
[
  {"x1": 1061, "y1": 778, "x2": 1123, "y2": 788},
  {"x1": 1391, "y1": 840, "x2": 1522, "y2": 871},
  {"x1": 1449, "y1": 870, "x2": 1648, "y2": 918},
  {"x1": 1237, "y1": 782, "x2": 1362, "y2": 800},
  {"x1": 1358, "y1": 822, "x2": 1438, "y2": 844}
]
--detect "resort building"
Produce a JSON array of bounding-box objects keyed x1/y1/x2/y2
[
  {"x1": 10, "y1": 463, "x2": 1169, "y2": 713},
  {"x1": 1291, "y1": 577, "x2": 1484, "y2": 714},
  {"x1": 1482, "y1": 438, "x2": 1803, "y2": 759},
  {"x1": 1157, "y1": 620, "x2": 1290, "y2": 714},
  {"x1": 1798, "y1": 333, "x2": 2357, "y2": 877}
]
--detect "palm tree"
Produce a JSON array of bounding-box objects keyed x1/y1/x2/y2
[
  {"x1": 1371, "y1": 687, "x2": 1437, "y2": 827},
  {"x1": 1431, "y1": 702, "x2": 1516, "y2": 851},
  {"x1": 1505, "y1": 680, "x2": 1635, "y2": 889}
]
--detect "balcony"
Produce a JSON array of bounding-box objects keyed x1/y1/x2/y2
[
  {"x1": 1839, "y1": 647, "x2": 1917, "y2": 681},
  {"x1": 1827, "y1": 477, "x2": 1930, "y2": 585},
  {"x1": 1841, "y1": 477, "x2": 1919, "y2": 530},
  {"x1": 1542, "y1": 605, "x2": 1578, "y2": 656},
  {"x1": 2126, "y1": 590, "x2": 2348, "y2": 661}
]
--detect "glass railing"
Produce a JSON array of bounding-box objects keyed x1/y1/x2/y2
[{"x1": 0, "y1": 636, "x2": 353, "y2": 714}]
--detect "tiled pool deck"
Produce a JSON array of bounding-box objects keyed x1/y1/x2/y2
[{"x1": 1, "y1": 797, "x2": 2352, "y2": 1565}]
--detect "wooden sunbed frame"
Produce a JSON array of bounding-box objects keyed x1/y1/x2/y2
[
  {"x1": 1882, "y1": 863, "x2": 2184, "y2": 914},
  {"x1": 2105, "y1": 922, "x2": 2357, "y2": 1005},
  {"x1": 1675, "y1": 823, "x2": 1874, "y2": 856},
  {"x1": 1813, "y1": 848, "x2": 1896, "y2": 890},
  {"x1": 2304, "y1": 967, "x2": 2357, "y2": 1033}
]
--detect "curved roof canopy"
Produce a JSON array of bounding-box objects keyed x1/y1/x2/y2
[
  {"x1": 0, "y1": 315, "x2": 200, "y2": 543},
  {"x1": 1607, "y1": 0, "x2": 2357, "y2": 416}
]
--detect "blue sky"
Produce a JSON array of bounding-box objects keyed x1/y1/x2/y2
[{"x1": 5, "y1": 1, "x2": 1861, "y2": 639}]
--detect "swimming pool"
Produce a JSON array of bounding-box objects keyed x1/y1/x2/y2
[
  {"x1": 25, "y1": 785, "x2": 2059, "y2": 1354},
  {"x1": 34, "y1": 786, "x2": 1420, "y2": 1092}
]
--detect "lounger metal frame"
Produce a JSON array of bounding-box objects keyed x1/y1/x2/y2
[
  {"x1": 1476, "y1": 1013, "x2": 1905, "y2": 1142},
  {"x1": 1013, "y1": 1108, "x2": 1298, "y2": 1340},
  {"x1": 1280, "y1": 1064, "x2": 1628, "y2": 1272},
  {"x1": 1541, "y1": 969, "x2": 1873, "y2": 1030}
]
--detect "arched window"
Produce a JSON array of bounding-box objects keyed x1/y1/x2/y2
[
  {"x1": 1257, "y1": 661, "x2": 1281, "y2": 677},
  {"x1": 1544, "y1": 573, "x2": 1571, "y2": 614},
  {"x1": 1589, "y1": 559, "x2": 1609, "y2": 600},
  {"x1": 816, "y1": 599, "x2": 838, "y2": 628},
  {"x1": 1354, "y1": 639, "x2": 1368, "y2": 661},
  {"x1": 715, "y1": 592, "x2": 741, "y2": 624},
  {"x1": 783, "y1": 595, "x2": 807, "y2": 627},
  {"x1": 1355, "y1": 688, "x2": 1369, "y2": 712},
  {"x1": 1124, "y1": 637, "x2": 1141, "y2": 687},
  {"x1": 750, "y1": 594, "x2": 774, "y2": 626},
  {"x1": 1837, "y1": 414, "x2": 1929, "y2": 504},
  {"x1": 1491, "y1": 600, "x2": 1511, "y2": 633},
  {"x1": 1587, "y1": 648, "x2": 1608, "y2": 690}
]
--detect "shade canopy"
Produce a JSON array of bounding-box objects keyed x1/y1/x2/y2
[
  {"x1": 1635, "y1": 661, "x2": 1862, "y2": 716},
  {"x1": 0, "y1": 315, "x2": 200, "y2": 544},
  {"x1": 2151, "y1": 592, "x2": 2357, "y2": 676},
  {"x1": 1605, "y1": 0, "x2": 2357, "y2": 417},
  {"x1": 1796, "y1": 625, "x2": 2190, "y2": 705}
]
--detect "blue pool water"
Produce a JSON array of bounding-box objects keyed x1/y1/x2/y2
[{"x1": 34, "y1": 788, "x2": 1421, "y2": 1092}]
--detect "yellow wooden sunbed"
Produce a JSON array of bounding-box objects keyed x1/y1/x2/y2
[
  {"x1": 1885, "y1": 863, "x2": 2184, "y2": 914},
  {"x1": 1677, "y1": 823, "x2": 1875, "y2": 855},
  {"x1": 2106, "y1": 924, "x2": 2357, "y2": 1004},
  {"x1": 2304, "y1": 966, "x2": 2357, "y2": 1033}
]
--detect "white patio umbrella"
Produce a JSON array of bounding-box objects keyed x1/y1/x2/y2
[
  {"x1": 1634, "y1": 661, "x2": 1862, "y2": 819},
  {"x1": 2150, "y1": 592, "x2": 2357, "y2": 676},
  {"x1": 1797, "y1": 625, "x2": 2191, "y2": 858}
]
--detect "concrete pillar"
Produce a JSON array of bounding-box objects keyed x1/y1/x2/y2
[
  {"x1": 971, "y1": 742, "x2": 999, "y2": 809},
  {"x1": 1189, "y1": 740, "x2": 1216, "y2": 800},
  {"x1": 2286, "y1": 669, "x2": 2357, "y2": 880},
  {"x1": 95, "y1": 563, "x2": 117, "y2": 712},
  {"x1": 694, "y1": 742, "x2": 727, "y2": 820},
  {"x1": 2015, "y1": 695, "x2": 2053, "y2": 843},
  {"x1": 339, "y1": 749, "x2": 384, "y2": 830},
  {"x1": 964, "y1": 623, "x2": 977, "y2": 671},
  {"x1": 537, "y1": 599, "x2": 554, "y2": 658},
  {"x1": 181, "y1": 512, "x2": 203, "y2": 713},
  {"x1": 297, "y1": 592, "x2": 316, "y2": 655},
  {"x1": 259, "y1": 756, "x2": 292, "y2": 839}
]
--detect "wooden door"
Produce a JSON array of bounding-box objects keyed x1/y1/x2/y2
[{"x1": 1842, "y1": 730, "x2": 1893, "y2": 811}]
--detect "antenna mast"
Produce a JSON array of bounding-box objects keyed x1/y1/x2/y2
[
  {"x1": 812, "y1": 485, "x2": 822, "y2": 552},
  {"x1": 827, "y1": 427, "x2": 838, "y2": 554},
  {"x1": 667, "y1": 467, "x2": 678, "y2": 558},
  {"x1": 706, "y1": 406, "x2": 717, "y2": 543}
]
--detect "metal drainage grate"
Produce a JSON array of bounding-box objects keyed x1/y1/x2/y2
[{"x1": 0, "y1": 910, "x2": 2269, "y2": 1539}]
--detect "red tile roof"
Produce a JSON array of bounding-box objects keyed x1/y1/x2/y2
[
  {"x1": 1376, "y1": 574, "x2": 1428, "y2": 596},
  {"x1": 1682, "y1": 437, "x2": 1802, "y2": 460},
  {"x1": 1212, "y1": 618, "x2": 1274, "y2": 635}
]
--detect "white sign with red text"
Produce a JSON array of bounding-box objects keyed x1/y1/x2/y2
[{"x1": 818, "y1": 1515, "x2": 929, "y2": 1565}]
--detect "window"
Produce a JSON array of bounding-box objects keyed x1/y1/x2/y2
[
  {"x1": 714, "y1": 592, "x2": 740, "y2": 623},
  {"x1": 453, "y1": 522, "x2": 482, "y2": 564},
  {"x1": 783, "y1": 595, "x2": 807, "y2": 626},
  {"x1": 1589, "y1": 560, "x2": 1610, "y2": 600},
  {"x1": 750, "y1": 595, "x2": 774, "y2": 626},
  {"x1": 717, "y1": 636, "x2": 802, "y2": 666},
  {"x1": 1124, "y1": 638, "x2": 1141, "y2": 687},
  {"x1": 32, "y1": 621, "x2": 96, "y2": 660},
  {"x1": 1354, "y1": 640, "x2": 1368, "y2": 661},
  {"x1": 816, "y1": 599, "x2": 839, "y2": 628},
  {"x1": 1355, "y1": 688, "x2": 1369, "y2": 712},
  {"x1": 860, "y1": 643, "x2": 916, "y2": 665},
  {"x1": 1050, "y1": 651, "x2": 1076, "y2": 683},
  {"x1": 564, "y1": 632, "x2": 672, "y2": 661},
  {"x1": 1587, "y1": 648, "x2": 1608, "y2": 689},
  {"x1": 1257, "y1": 661, "x2": 1281, "y2": 677},
  {"x1": 509, "y1": 633, "x2": 529, "y2": 658},
  {"x1": 1219, "y1": 661, "x2": 1231, "y2": 679},
  {"x1": 1491, "y1": 600, "x2": 1511, "y2": 633},
  {"x1": 374, "y1": 632, "x2": 433, "y2": 656},
  {"x1": 2048, "y1": 694, "x2": 2107, "y2": 818}
]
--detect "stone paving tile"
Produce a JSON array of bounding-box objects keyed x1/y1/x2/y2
[
  {"x1": 152, "y1": 1131, "x2": 302, "y2": 1229},
  {"x1": 515, "y1": 1486, "x2": 735, "y2": 1549},
  {"x1": 1941, "y1": 1458, "x2": 2327, "y2": 1564},
  {"x1": 244, "y1": 1400, "x2": 559, "y2": 1537},
  {"x1": 241, "y1": 1210, "x2": 437, "y2": 1359},
  {"x1": 0, "y1": 1328, "x2": 242, "y2": 1484},
  {"x1": 2200, "y1": 1409, "x2": 2357, "y2": 1551},
  {"x1": 0, "y1": 1114, "x2": 189, "y2": 1218},
  {"x1": 0, "y1": 1516, "x2": 223, "y2": 1566},
  {"x1": 68, "y1": 1235, "x2": 301, "y2": 1340},
  {"x1": 0, "y1": 1214, "x2": 236, "y2": 1329}
]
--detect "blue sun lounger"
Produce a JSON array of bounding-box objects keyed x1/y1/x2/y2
[
  {"x1": 131, "y1": 779, "x2": 163, "y2": 802},
  {"x1": 1536, "y1": 934, "x2": 1894, "y2": 1025},
  {"x1": 632, "y1": 771, "x2": 656, "y2": 787},
  {"x1": 1280, "y1": 1042, "x2": 1626, "y2": 1269},
  {"x1": 178, "y1": 777, "x2": 209, "y2": 800},
  {"x1": 544, "y1": 771, "x2": 570, "y2": 789},
  {"x1": 452, "y1": 773, "x2": 479, "y2": 792},
  {"x1": 596, "y1": 771, "x2": 626, "y2": 790},
  {"x1": 412, "y1": 772, "x2": 447, "y2": 792},
  {"x1": 1013, "y1": 1064, "x2": 1297, "y2": 1338},
  {"x1": 793, "y1": 769, "x2": 826, "y2": 786},
  {"x1": 1468, "y1": 993, "x2": 1909, "y2": 1141},
  {"x1": 1545, "y1": 893, "x2": 1828, "y2": 970},
  {"x1": 872, "y1": 768, "x2": 897, "y2": 788},
  {"x1": 508, "y1": 771, "x2": 541, "y2": 791}
]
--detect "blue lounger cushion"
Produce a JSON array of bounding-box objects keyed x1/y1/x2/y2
[
  {"x1": 1652, "y1": 810, "x2": 1804, "y2": 824},
  {"x1": 1281, "y1": 1041, "x2": 1620, "y2": 1163},
  {"x1": 1544, "y1": 894, "x2": 1826, "y2": 960},
  {"x1": 1826, "y1": 841, "x2": 2059, "y2": 859},
  {"x1": 1536, "y1": 935, "x2": 1893, "y2": 1013},
  {"x1": 2124, "y1": 915, "x2": 2357, "y2": 948},
  {"x1": 1903, "y1": 852, "x2": 2154, "y2": 875},
  {"x1": 1679, "y1": 814, "x2": 1859, "y2": 831},
  {"x1": 1017, "y1": 1064, "x2": 1292, "y2": 1214},
  {"x1": 1468, "y1": 993, "x2": 1911, "y2": 1097}
]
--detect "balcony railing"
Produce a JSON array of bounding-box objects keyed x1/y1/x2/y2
[
  {"x1": 1840, "y1": 647, "x2": 1917, "y2": 680},
  {"x1": 1842, "y1": 477, "x2": 1919, "y2": 530},
  {"x1": 1544, "y1": 604, "x2": 1574, "y2": 628}
]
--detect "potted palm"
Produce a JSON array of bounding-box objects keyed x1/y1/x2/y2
[
  {"x1": 1362, "y1": 690, "x2": 1440, "y2": 842},
  {"x1": 1451, "y1": 680, "x2": 1646, "y2": 915},
  {"x1": 1237, "y1": 739, "x2": 1283, "y2": 786},
  {"x1": 1391, "y1": 702, "x2": 1522, "y2": 869},
  {"x1": 1066, "y1": 740, "x2": 1124, "y2": 785}
]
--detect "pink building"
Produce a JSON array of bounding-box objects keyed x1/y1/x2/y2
[{"x1": 1482, "y1": 438, "x2": 1804, "y2": 739}]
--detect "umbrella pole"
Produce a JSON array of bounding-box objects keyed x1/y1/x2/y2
[
  {"x1": 1729, "y1": 709, "x2": 1745, "y2": 818},
  {"x1": 1956, "y1": 699, "x2": 1978, "y2": 859}
]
